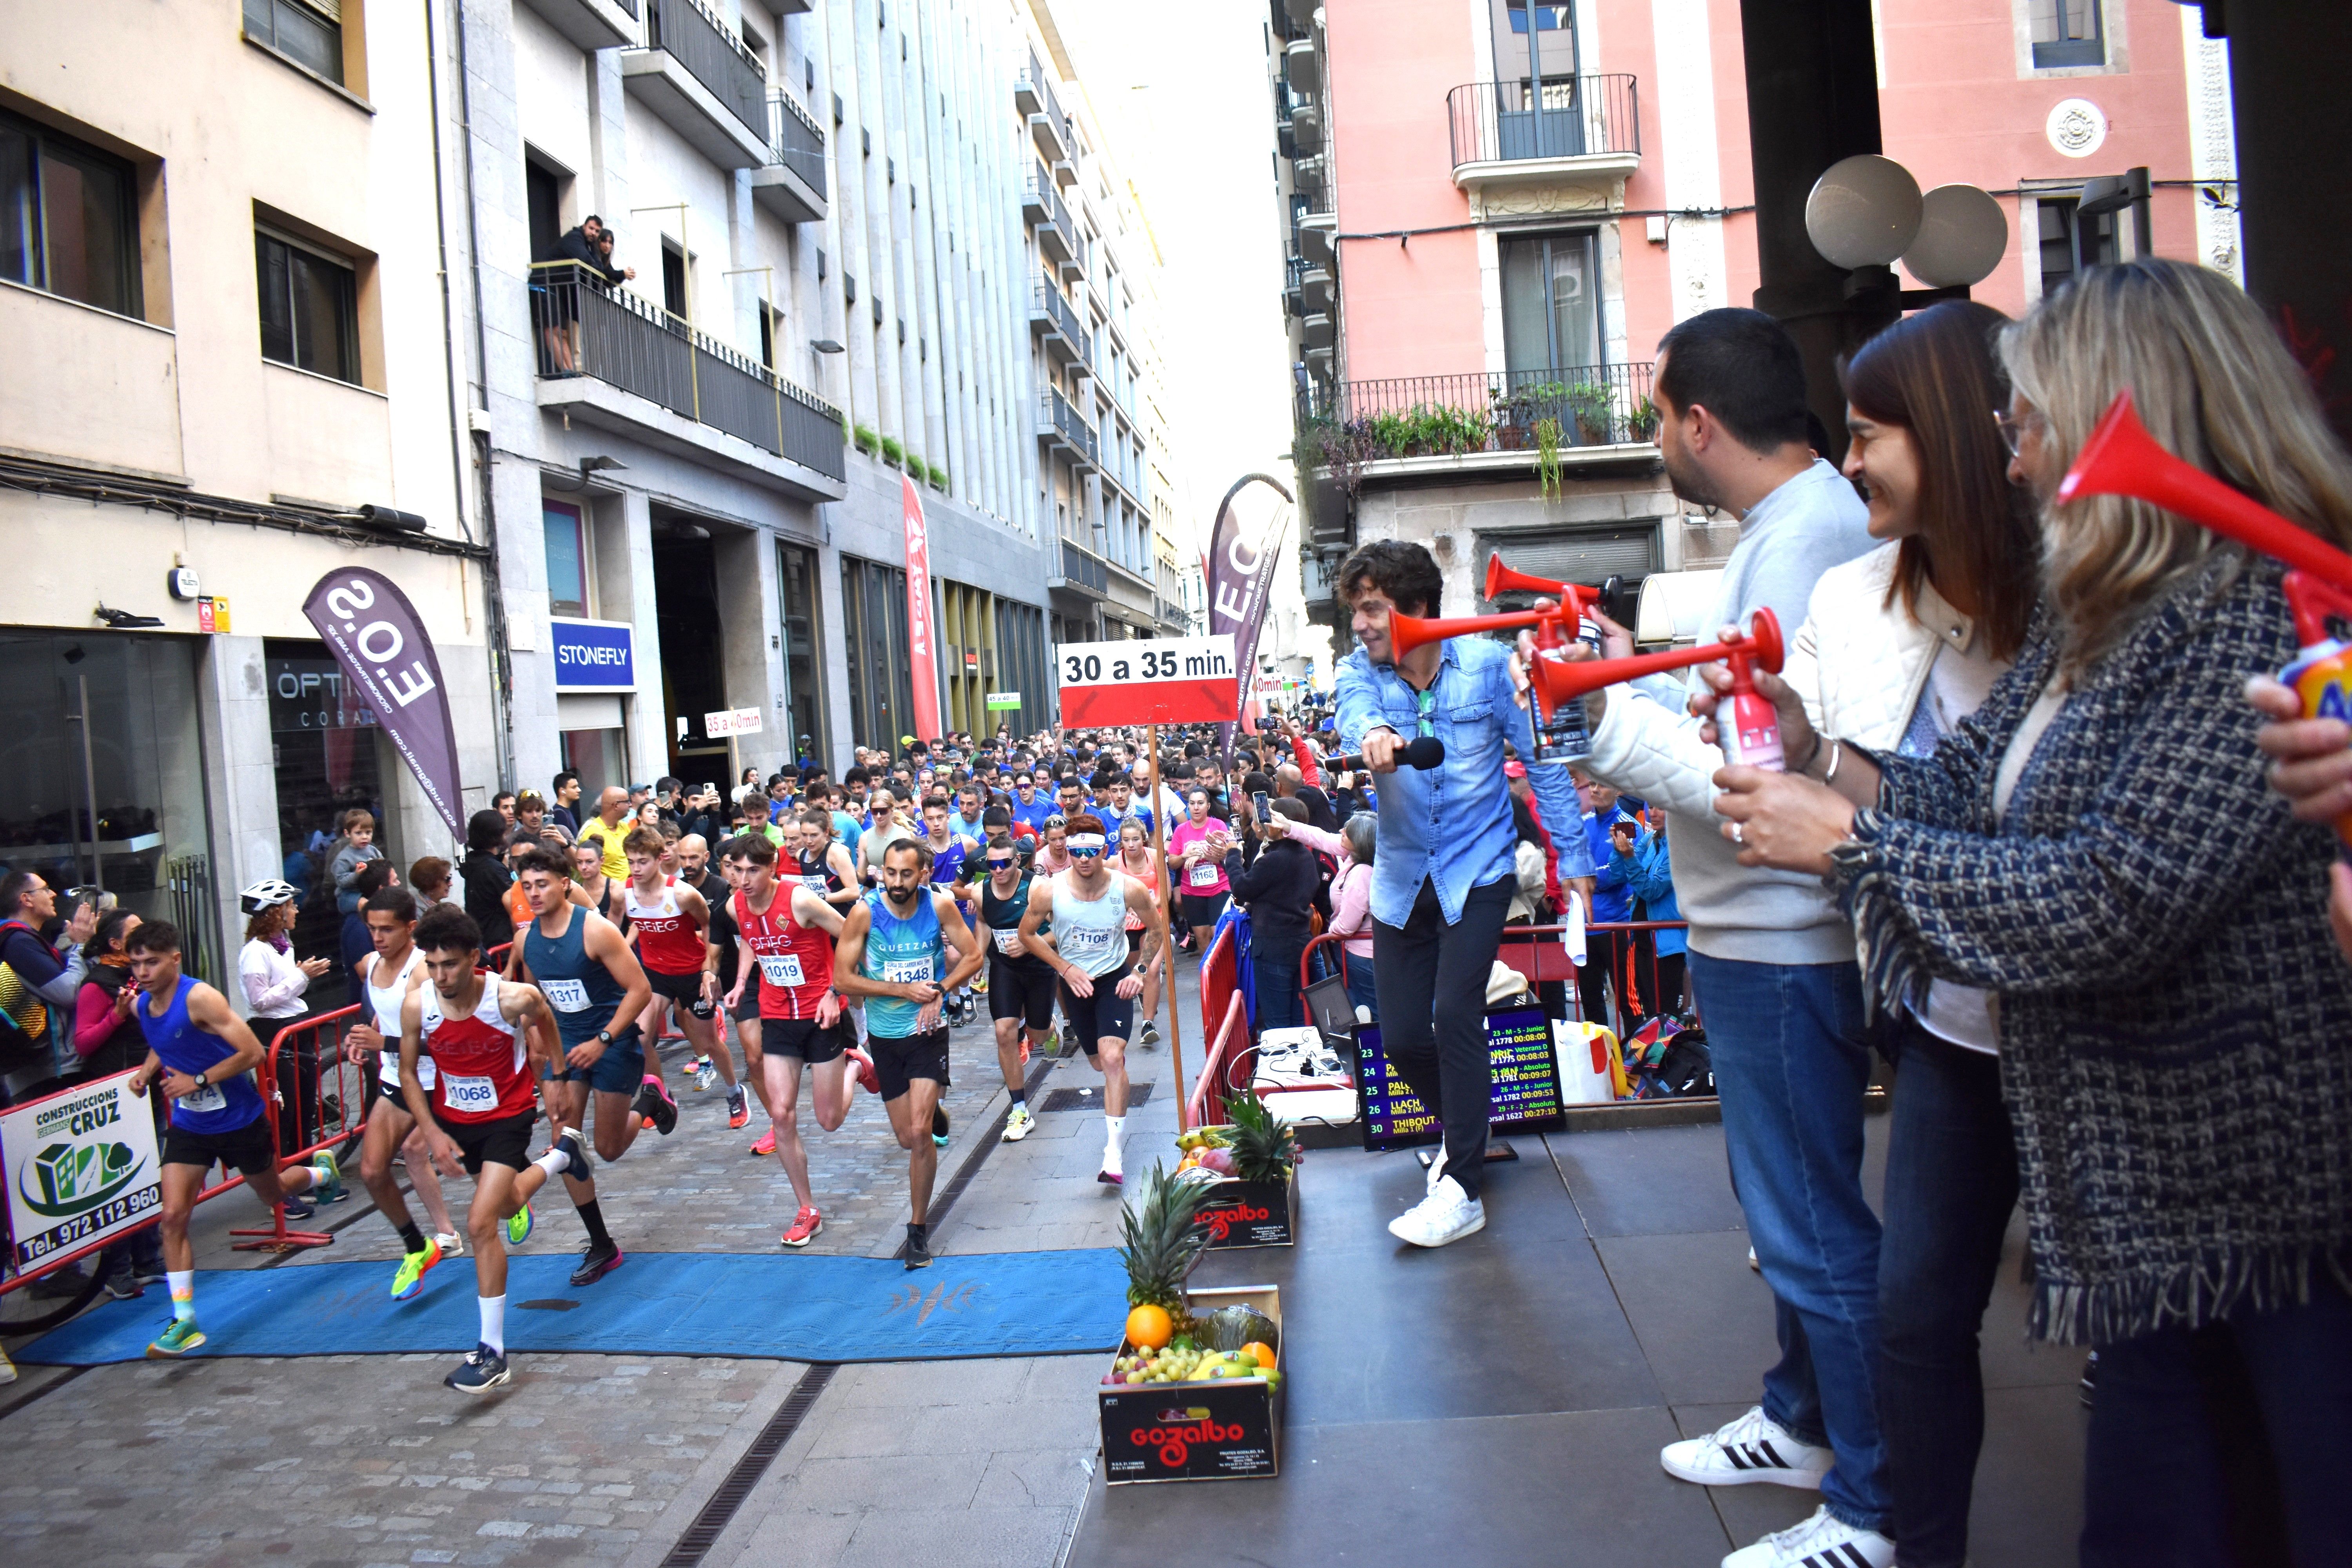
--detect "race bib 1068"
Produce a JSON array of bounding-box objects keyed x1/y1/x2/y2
[{"x1": 440, "y1": 1074, "x2": 499, "y2": 1115}]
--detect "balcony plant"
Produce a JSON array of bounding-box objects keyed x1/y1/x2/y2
[
  {"x1": 928, "y1": 462, "x2": 950, "y2": 490},
  {"x1": 1535, "y1": 416, "x2": 1565, "y2": 502},
  {"x1": 854, "y1": 425, "x2": 881, "y2": 457},
  {"x1": 1565, "y1": 383, "x2": 1616, "y2": 446},
  {"x1": 1627, "y1": 396, "x2": 1661, "y2": 443},
  {"x1": 1365, "y1": 408, "x2": 1415, "y2": 461},
  {"x1": 882, "y1": 436, "x2": 907, "y2": 466}
]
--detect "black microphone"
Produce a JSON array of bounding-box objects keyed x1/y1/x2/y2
[{"x1": 1329, "y1": 736, "x2": 1446, "y2": 771}]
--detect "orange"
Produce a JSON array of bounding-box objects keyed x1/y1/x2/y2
[
  {"x1": 1241, "y1": 1341, "x2": 1276, "y2": 1369},
  {"x1": 1125, "y1": 1304, "x2": 1174, "y2": 1350}
]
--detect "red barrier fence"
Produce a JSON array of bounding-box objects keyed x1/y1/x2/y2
[{"x1": 1186, "y1": 991, "x2": 1251, "y2": 1131}]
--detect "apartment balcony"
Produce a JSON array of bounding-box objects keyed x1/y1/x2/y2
[
  {"x1": 1038, "y1": 388, "x2": 1099, "y2": 471},
  {"x1": 1290, "y1": 99, "x2": 1323, "y2": 154},
  {"x1": 1020, "y1": 52, "x2": 1073, "y2": 164},
  {"x1": 1301, "y1": 259, "x2": 1332, "y2": 314},
  {"x1": 1021, "y1": 166, "x2": 1074, "y2": 237},
  {"x1": 530, "y1": 263, "x2": 846, "y2": 501},
  {"x1": 750, "y1": 93, "x2": 827, "y2": 223},
  {"x1": 1283, "y1": 0, "x2": 1318, "y2": 31},
  {"x1": 1284, "y1": 37, "x2": 1321, "y2": 98},
  {"x1": 519, "y1": 0, "x2": 638, "y2": 51},
  {"x1": 1029, "y1": 282, "x2": 1089, "y2": 367},
  {"x1": 0, "y1": 280, "x2": 185, "y2": 481},
  {"x1": 1290, "y1": 178, "x2": 1336, "y2": 266},
  {"x1": 622, "y1": 0, "x2": 769, "y2": 169},
  {"x1": 1299, "y1": 363, "x2": 1659, "y2": 486},
  {"x1": 1447, "y1": 76, "x2": 1642, "y2": 209},
  {"x1": 1049, "y1": 537, "x2": 1109, "y2": 600},
  {"x1": 1038, "y1": 209, "x2": 1078, "y2": 269},
  {"x1": 1301, "y1": 312, "x2": 1335, "y2": 350}
]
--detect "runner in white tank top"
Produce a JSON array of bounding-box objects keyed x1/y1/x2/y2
[{"x1": 344, "y1": 887, "x2": 463, "y2": 1300}]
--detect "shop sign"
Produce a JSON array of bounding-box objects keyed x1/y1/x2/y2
[
  {"x1": 269, "y1": 658, "x2": 380, "y2": 733},
  {"x1": 985, "y1": 691, "x2": 1023, "y2": 711},
  {"x1": 3, "y1": 1072, "x2": 162, "y2": 1268},
  {"x1": 705, "y1": 706, "x2": 763, "y2": 737},
  {"x1": 550, "y1": 617, "x2": 636, "y2": 692}
]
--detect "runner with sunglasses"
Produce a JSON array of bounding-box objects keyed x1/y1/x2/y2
[{"x1": 954, "y1": 834, "x2": 1058, "y2": 1141}]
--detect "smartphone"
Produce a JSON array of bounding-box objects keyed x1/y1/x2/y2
[
  {"x1": 1253, "y1": 791, "x2": 1272, "y2": 824},
  {"x1": 701, "y1": 782, "x2": 717, "y2": 799}
]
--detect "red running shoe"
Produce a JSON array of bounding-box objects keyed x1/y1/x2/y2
[
  {"x1": 748, "y1": 1127, "x2": 776, "y2": 1156},
  {"x1": 780, "y1": 1207, "x2": 823, "y2": 1247},
  {"x1": 844, "y1": 1045, "x2": 882, "y2": 1097},
  {"x1": 726, "y1": 1084, "x2": 750, "y2": 1130}
]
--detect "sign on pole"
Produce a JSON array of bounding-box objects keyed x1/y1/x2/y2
[
  {"x1": 303, "y1": 569, "x2": 466, "y2": 837},
  {"x1": 704, "y1": 706, "x2": 764, "y2": 737},
  {"x1": 4, "y1": 1072, "x2": 162, "y2": 1269},
  {"x1": 985, "y1": 691, "x2": 1023, "y2": 711},
  {"x1": 1055, "y1": 635, "x2": 1240, "y2": 727}
]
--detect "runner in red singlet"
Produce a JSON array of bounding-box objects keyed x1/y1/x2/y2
[{"x1": 622, "y1": 828, "x2": 746, "y2": 1129}]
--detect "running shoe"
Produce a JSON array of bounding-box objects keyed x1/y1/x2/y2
[
  {"x1": 904, "y1": 1224, "x2": 931, "y2": 1270},
  {"x1": 1721, "y1": 1505, "x2": 1893, "y2": 1568},
  {"x1": 726, "y1": 1085, "x2": 750, "y2": 1130},
  {"x1": 1020, "y1": 1037, "x2": 1032, "y2": 1065},
  {"x1": 390, "y1": 1238, "x2": 443, "y2": 1301},
  {"x1": 445, "y1": 1342, "x2": 511, "y2": 1395},
  {"x1": 506, "y1": 1202, "x2": 535, "y2": 1248},
  {"x1": 1097, "y1": 1143, "x2": 1125, "y2": 1186},
  {"x1": 844, "y1": 1046, "x2": 881, "y2": 1096},
  {"x1": 146, "y1": 1317, "x2": 206, "y2": 1359},
  {"x1": 1002, "y1": 1104, "x2": 1036, "y2": 1142},
  {"x1": 310, "y1": 1149, "x2": 347, "y2": 1204},
  {"x1": 780, "y1": 1207, "x2": 823, "y2": 1248},
  {"x1": 932, "y1": 1105, "x2": 951, "y2": 1148},
  {"x1": 280, "y1": 1196, "x2": 314, "y2": 1221},
  {"x1": 435, "y1": 1231, "x2": 465, "y2": 1259},
  {"x1": 1139, "y1": 1021, "x2": 1161, "y2": 1046},
  {"x1": 570, "y1": 1238, "x2": 624, "y2": 1286},
  {"x1": 549, "y1": 1126, "x2": 588, "y2": 1178},
  {"x1": 632, "y1": 1074, "x2": 679, "y2": 1136},
  {"x1": 0, "y1": 1345, "x2": 14, "y2": 1385},
  {"x1": 690, "y1": 1055, "x2": 714, "y2": 1089},
  {"x1": 103, "y1": 1269, "x2": 145, "y2": 1301},
  {"x1": 749, "y1": 1127, "x2": 777, "y2": 1157}
]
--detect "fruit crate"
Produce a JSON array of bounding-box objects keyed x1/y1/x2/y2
[
  {"x1": 1184, "y1": 1165, "x2": 1298, "y2": 1249},
  {"x1": 1099, "y1": 1285, "x2": 1283, "y2": 1484}
]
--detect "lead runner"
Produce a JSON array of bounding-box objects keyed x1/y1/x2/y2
[{"x1": 1333, "y1": 539, "x2": 1595, "y2": 1247}]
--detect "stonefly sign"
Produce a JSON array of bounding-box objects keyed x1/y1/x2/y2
[{"x1": 550, "y1": 617, "x2": 638, "y2": 692}]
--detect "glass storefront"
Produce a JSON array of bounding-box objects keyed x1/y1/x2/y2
[
  {"x1": 777, "y1": 541, "x2": 828, "y2": 768},
  {"x1": 840, "y1": 555, "x2": 914, "y2": 755},
  {"x1": 0, "y1": 631, "x2": 220, "y2": 983},
  {"x1": 265, "y1": 639, "x2": 390, "y2": 966}
]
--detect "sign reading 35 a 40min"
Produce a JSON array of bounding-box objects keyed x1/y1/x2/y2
[{"x1": 3, "y1": 1073, "x2": 161, "y2": 1267}]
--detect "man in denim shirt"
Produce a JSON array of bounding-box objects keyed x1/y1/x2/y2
[{"x1": 1335, "y1": 540, "x2": 1593, "y2": 1248}]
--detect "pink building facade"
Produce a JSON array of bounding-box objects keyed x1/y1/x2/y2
[{"x1": 1278, "y1": 0, "x2": 2239, "y2": 644}]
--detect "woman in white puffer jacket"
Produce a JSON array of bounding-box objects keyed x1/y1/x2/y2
[{"x1": 1776, "y1": 301, "x2": 2042, "y2": 1568}]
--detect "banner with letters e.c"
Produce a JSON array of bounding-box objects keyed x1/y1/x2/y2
[
  {"x1": 3, "y1": 1072, "x2": 161, "y2": 1269},
  {"x1": 1203, "y1": 474, "x2": 1295, "y2": 754},
  {"x1": 303, "y1": 569, "x2": 466, "y2": 837}
]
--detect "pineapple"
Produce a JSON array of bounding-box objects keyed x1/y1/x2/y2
[
  {"x1": 1120, "y1": 1161, "x2": 1211, "y2": 1341},
  {"x1": 1223, "y1": 1088, "x2": 1297, "y2": 1185}
]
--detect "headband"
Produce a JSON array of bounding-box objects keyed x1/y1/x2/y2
[{"x1": 1067, "y1": 833, "x2": 1107, "y2": 851}]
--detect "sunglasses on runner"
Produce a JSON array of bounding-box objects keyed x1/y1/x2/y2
[
  {"x1": 1067, "y1": 846, "x2": 1104, "y2": 859},
  {"x1": 987, "y1": 857, "x2": 1015, "y2": 869}
]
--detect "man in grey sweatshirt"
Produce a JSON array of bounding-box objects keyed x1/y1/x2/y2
[{"x1": 1576, "y1": 311, "x2": 1889, "y2": 1568}]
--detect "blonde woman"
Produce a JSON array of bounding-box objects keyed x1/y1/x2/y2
[{"x1": 1711, "y1": 259, "x2": 2352, "y2": 1566}]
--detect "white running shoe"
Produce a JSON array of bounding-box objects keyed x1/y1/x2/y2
[
  {"x1": 1426, "y1": 1146, "x2": 1447, "y2": 1195},
  {"x1": 1661, "y1": 1405, "x2": 1833, "y2": 1490},
  {"x1": 1720, "y1": 1504, "x2": 1893, "y2": 1568},
  {"x1": 435, "y1": 1231, "x2": 465, "y2": 1259},
  {"x1": 1097, "y1": 1141, "x2": 1124, "y2": 1186},
  {"x1": 1387, "y1": 1174, "x2": 1485, "y2": 1248},
  {"x1": 1002, "y1": 1104, "x2": 1036, "y2": 1142}
]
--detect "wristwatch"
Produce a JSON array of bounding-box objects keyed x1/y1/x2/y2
[{"x1": 595, "y1": 1028, "x2": 615, "y2": 1046}]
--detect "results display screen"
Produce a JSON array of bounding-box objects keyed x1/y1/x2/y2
[{"x1": 1355, "y1": 1006, "x2": 1566, "y2": 1151}]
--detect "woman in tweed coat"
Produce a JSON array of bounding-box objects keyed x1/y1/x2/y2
[{"x1": 1707, "y1": 260, "x2": 2352, "y2": 1565}]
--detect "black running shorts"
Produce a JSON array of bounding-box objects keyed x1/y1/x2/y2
[
  {"x1": 446, "y1": 1109, "x2": 537, "y2": 1175},
  {"x1": 162, "y1": 1115, "x2": 276, "y2": 1177},
  {"x1": 989, "y1": 954, "x2": 1059, "y2": 1031},
  {"x1": 761, "y1": 1015, "x2": 850, "y2": 1064},
  {"x1": 867, "y1": 1028, "x2": 951, "y2": 1101},
  {"x1": 1059, "y1": 974, "x2": 1137, "y2": 1055},
  {"x1": 645, "y1": 967, "x2": 708, "y2": 1004}
]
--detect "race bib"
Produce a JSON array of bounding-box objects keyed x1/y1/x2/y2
[
  {"x1": 803, "y1": 874, "x2": 829, "y2": 893},
  {"x1": 993, "y1": 927, "x2": 1025, "y2": 956},
  {"x1": 882, "y1": 957, "x2": 934, "y2": 985},
  {"x1": 175, "y1": 1080, "x2": 227, "y2": 1114},
  {"x1": 1062, "y1": 927, "x2": 1118, "y2": 960},
  {"x1": 759, "y1": 952, "x2": 806, "y2": 988},
  {"x1": 1188, "y1": 862, "x2": 1220, "y2": 889},
  {"x1": 441, "y1": 1073, "x2": 499, "y2": 1115},
  {"x1": 416, "y1": 1056, "x2": 438, "y2": 1091},
  {"x1": 541, "y1": 977, "x2": 592, "y2": 1012}
]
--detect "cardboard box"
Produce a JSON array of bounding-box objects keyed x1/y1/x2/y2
[
  {"x1": 1099, "y1": 1285, "x2": 1283, "y2": 1484},
  {"x1": 1186, "y1": 1167, "x2": 1297, "y2": 1249}
]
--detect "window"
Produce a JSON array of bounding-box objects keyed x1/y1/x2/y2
[
  {"x1": 1499, "y1": 230, "x2": 1601, "y2": 378},
  {"x1": 2035, "y1": 196, "x2": 2116, "y2": 297},
  {"x1": 256, "y1": 229, "x2": 359, "y2": 382},
  {"x1": 244, "y1": 0, "x2": 344, "y2": 84},
  {"x1": 840, "y1": 556, "x2": 913, "y2": 753},
  {"x1": 525, "y1": 160, "x2": 564, "y2": 263},
  {"x1": 543, "y1": 501, "x2": 590, "y2": 618},
  {"x1": 2030, "y1": 0, "x2": 2103, "y2": 69},
  {"x1": 0, "y1": 112, "x2": 141, "y2": 318},
  {"x1": 777, "y1": 542, "x2": 828, "y2": 765},
  {"x1": 662, "y1": 243, "x2": 688, "y2": 320}
]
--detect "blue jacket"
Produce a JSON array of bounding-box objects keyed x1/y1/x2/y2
[
  {"x1": 1624, "y1": 830, "x2": 1686, "y2": 957},
  {"x1": 1582, "y1": 807, "x2": 1639, "y2": 924},
  {"x1": 1334, "y1": 634, "x2": 1593, "y2": 928}
]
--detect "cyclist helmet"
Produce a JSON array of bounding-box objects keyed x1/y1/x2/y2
[{"x1": 238, "y1": 877, "x2": 302, "y2": 915}]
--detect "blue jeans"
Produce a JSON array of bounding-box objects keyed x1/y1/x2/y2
[
  {"x1": 1875, "y1": 1017, "x2": 2017, "y2": 1567},
  {"x1": 1340, "y1": 950, "x2": 1377, "y2": 1023},
  {"x1": 1687, "y1": 951, "x2": 1889, "y2": 1534}
]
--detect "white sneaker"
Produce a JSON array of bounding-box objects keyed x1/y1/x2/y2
[
  {"x1": 1097, "y1": 1142, "x2": 1124, "y2": 1186},
  {"x1": 435, "y1": 1231, "x2": 465, "y2": 1259},
  {"x1": 1002, "y1": 1104, "x2": 1035, "y2": 1142},
  {"x1": 1661, "y1": 1405, "x2": 1832, "y2": 1490},
  {"x1": 1387, "y1": 1174, "x2": 1485, "y2": 1248},
  {"x1": 1720, "y1": 1504, "x2": 1893, "y2": 1568},
  {"x1": 1426, "y1": 1146, "x2": 1447, "y2": 1195}
]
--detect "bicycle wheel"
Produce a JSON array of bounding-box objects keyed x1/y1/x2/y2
[{"x1": 0, "y1": 1257, "x2": 111, "y2": 1337}]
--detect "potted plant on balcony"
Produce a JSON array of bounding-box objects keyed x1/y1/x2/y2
[
  {"x1": 1534, "y1": 416, "x2": 1566, "y2": 502},
  {"x1": 1566, "y1": 383, "x2": 1616, "y2": 446},
  {"x1": 1366, "y1": 409, "x2": 1414, "y2": 461},
  {"x1": 1627, "y1": 396, "x2": 1661, "y2": 444},
  {"x1": 854, "y1": 425, "x2": 882, "y2": 457}
]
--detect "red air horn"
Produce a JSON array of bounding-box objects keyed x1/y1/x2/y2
[
  {"x1": 2061, "y1": 389, "x2": 2352, "y2": 841},
  {"x1": 1526, "y1": 609, "x2": 1789, "y2": 770},
  {"x1": 1381, "y1": 554, "x2": 1615, "y2": 760}
]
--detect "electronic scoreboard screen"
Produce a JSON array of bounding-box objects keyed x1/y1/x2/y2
[{"x1": 1354, "y1": 1005, "x2": 1566, "y2": 1151}]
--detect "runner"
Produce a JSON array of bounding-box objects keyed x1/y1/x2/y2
[
  {"x1": 920, "y1": 794, "x2": 980, "y2": 1026},
  {"x1": 795, "y1": 806, "x2": 862, "y2": 913},
  {"x1": 1018, "y1": 814, "x2": 1167, "y2": 1186},
  {"x1": 1170, "y1": 788, "x2": 1235, "y2": 955},
  {"x1": 833, "y1": 839, "x2": 984, "y2": 1269},
  {"x1": 343, "y1": 885, "x2": 466, "y2": 1301},
  {"x1": 506, "y1": 843, "x2": 656, "y2": 1286},
  {"x1": 396, "y1": 903, "x2": 580, "y2": 1394},
  {"x1": 568, "y1": 839, "x2": 626, "y2": 924},
  {"x1": 622, "y1": 828, "x2": 747, "y2": 1129},
  {"x1": 1112, "y1": 818, "x2": 1165, "y2": 1048},
  {"x1": 722, "y1": 833, "x2": 855, "y2": 1247},
  {"x1": 953, "y1": 834, "x2": 1058, "y2": 1142},
  {"x1": 122, "y1": 920, "x2": 345, "y2": 1359}
]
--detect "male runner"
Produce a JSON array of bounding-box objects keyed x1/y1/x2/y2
[
  {"x1": 507, "y1": 844, "x2": 655, "y2": 1285},
  {"x1": 342, "y1": 885, "x2": 466, "y2": 1300},
  {"x1": 1097, "y1": 773, "x2": 1154, "y2": 841},
  {"x1": 834, "y1": 840, "x2": 984, "y2": 1268},
  {"x1": 622, "y1": 828, "x2": 747, "y2": 1127},
  {"x1": 722, "y1": 834, "x2": 854, "y2": 1247},
  {"x1": 919, "y1": 794, "x2": 981, "y2": 1027},
  {"x1": 955, "y1": 834, "x2": 1057, "y2": 1142},
  {"x1": 398, "y1": 903, "x2": 581, "y2": 1394},
  {"x1": 123, "y1": 921, "x2": 345, "y2": 1358},
  {"x1": 1018, "y1": 815, "x2": 1166, "y2": 1185}
]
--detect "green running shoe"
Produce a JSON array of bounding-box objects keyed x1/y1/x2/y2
[
  {"x1": 146, "y1": 1317, "x2": 206, "y2": 1359},
  {"x1": 310, "y1": 1149, "x2": 346, "y2": 1205},
  {"x1": 390, "y1": 1238, "x2": 443, "y2": 1301},
  {"x1": 506, "y1": 1202, "x2": 534, "y2": 1247}
]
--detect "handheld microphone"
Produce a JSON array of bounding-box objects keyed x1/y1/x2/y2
[{"x1": 1330, "y1": 736, "x2": 1446, "y2": 771}]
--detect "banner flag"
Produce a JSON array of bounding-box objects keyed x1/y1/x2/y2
[
  {"x1": 1203, "y1": 474, "x2": 1295, "y2": 755},
  {"x1": 302, "y1": 569, "x2": 465, "y2": 837},
  {"x1": 904, "y1": 475, "x2": 944, "y2": 742}
]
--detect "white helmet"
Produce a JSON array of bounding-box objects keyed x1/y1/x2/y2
[{"x1": 239, "y1": 877, "x2": 301, "y2": 915}]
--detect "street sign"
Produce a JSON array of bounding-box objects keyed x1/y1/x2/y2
[
  {"x1": 705, "y1": 706, "x2": 764, "y2": 737},
  {"x1": 1055, "y1": 634, "x2": 1239, "y2": 726},
  {"x1": 985, "y1": 691, "x2": 1022, "y2": 711}
]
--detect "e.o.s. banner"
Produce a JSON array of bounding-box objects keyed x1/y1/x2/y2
[{"x1": 4, "y1": 1072, "x2": 161, "y2": 1267}]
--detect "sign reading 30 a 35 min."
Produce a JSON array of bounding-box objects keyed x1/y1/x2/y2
[
  {"x1": 1055, "y1": 635, "x2": 1240, "y2": 727},
  {"x1": 3, "y1": 1071, "x2": 162, "y2": 1267}
]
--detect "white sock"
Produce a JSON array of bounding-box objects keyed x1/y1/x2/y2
[
  {"x1": 534, "y1": 1145, "x2": 571, "y2": 1178},
  {"x1": 479, "y1": 1293, "x2": 506, "y2": 1356},
  {"x1": 1104, "y1": 1114, "x2": 1127, "y2": 1152},
  {"x1": 167, "y1": 1269, "x2": 196, "y2": 1321}
]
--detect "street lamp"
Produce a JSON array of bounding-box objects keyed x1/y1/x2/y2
[
  {"x1": 813, "y1": 338, "x2": 850, "y2": 452},
  {"x1": 1804, "y1": 154, "x2": 2007, "y2": 301}
]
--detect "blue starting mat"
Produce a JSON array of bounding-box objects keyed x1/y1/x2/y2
[{"x1": 16, "y1": 1248, "x2": 1126, "y2": 1366}]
